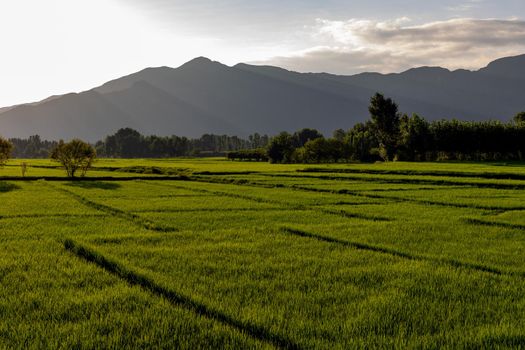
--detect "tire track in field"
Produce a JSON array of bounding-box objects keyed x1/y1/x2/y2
[
  {"x1": 142, "y1": 181, "x2": 392, "y2": 223},
  {"x1": 44, "y1": 182, "x2": 178, "y2": 233},
  {"x1": 130, "y1": 207, "x2": 293, "y2": 214},
  {"x1": 280, "y1": 227, "x2": 524, "y2": 278},
  {"x1": 64, "y1": 239, "x2": 301, "y2": 350},
  {"x1": 191, "y1": 176, "x2": 525, "y2": 212},
  {"x1": 262, "y1": 173, "x2": 525, "y2": 190},
  {"x1": 168, "y1": 178, "x2": 525, "y2": 277},
  {"x1": 298, "y1": 167, "x2": 525, "y2": 181},
  {"x1": 0, "y1": 213, "x2": 107, "y2": 220},
  {"x1": 463, "y1": 218, "x2": 525, "y2": 231},
  {"x1": 143, "y1": 181, "x2": 303, "y2": 209},
  {"x1": 298, "y1": 186, "x2": 525, "y2": 212}
]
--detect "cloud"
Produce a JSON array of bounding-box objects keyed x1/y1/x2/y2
[{"x1": 259, "y1": 18, "x2": 525, "y2": 74}]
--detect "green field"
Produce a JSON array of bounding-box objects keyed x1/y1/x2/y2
[{"x1": 1, "y1": 159, "x2": 525, "y2": 348}]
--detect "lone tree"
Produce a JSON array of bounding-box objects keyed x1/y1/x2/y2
[
  {"x1": 0, "y1": 136, "x2": 13, "y2": 167},
  {"x1": 369, "y1": 93, "x2": 401, "y2": 161},
  {"x1": 50, "y1": 139, "x2": 96, "y2": 178}
]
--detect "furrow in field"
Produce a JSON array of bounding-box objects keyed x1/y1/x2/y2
[
  {"x1": 299, "y1": 167, "x2": 525, "y2": 181},
  {"x1": 0, "y1": 213, "x2": 107, "y2": 220},
  {"x1": 130, "y1": 207, "x2": 290, "y2": 214},
  {"x1": 463, "y1": 218, "x2": 525, "y2": 231},
  {"x1": 191, "y1": 177, "x2": 525, "y2": 212},
  {"x1": 142, "y1": 181, "x2": 306, "y2": 209},
  {"x1": 45, "y1": 183, "x2": 178, "y2": 233},
  {"x1": 193, "y1": 175, "x2": 471, "y2": 193},
  {"x1": 0, "y1": 175, "x2": 186, "y2": 182},
  {"x1": 262, "y1": 173, "x2": 525, "y2": 190},
  {"x1": 323, "y1": 188, "x2": 525, "y2": 211},
  {"x1": 280, "y1": 227, "x2": 519, "y2": 278},
  {"x1": 319, "y1": 209, "x2": 391, "y2": 222},
  {"x1": 64, "y1": 238, "x2": 299, "y2": 350},
  {"x1": 143, "y1": 181, "x2": 391, "y2": 223}
]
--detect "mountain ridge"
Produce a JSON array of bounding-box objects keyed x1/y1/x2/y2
[{"x1": 1, "y1": 54, "x2": 524, "y2": 141}]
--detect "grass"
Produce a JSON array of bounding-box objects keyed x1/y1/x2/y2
[{"x1": 1, "y1": 158, "x2": 525, "y2": 348}]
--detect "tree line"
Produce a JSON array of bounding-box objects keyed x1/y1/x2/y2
[
  {"x1": 7, "y1": 128, "x2": 270, "y2": 159},
  {"x1": 1, "y1": 93, "x2": 524, "y2": 170},
  {"x1": 97, "y1": 128, "x2": 269, "y2": 158},
  {"x1": 265, "y1": 94, "x2": 525, "y2": 163}
]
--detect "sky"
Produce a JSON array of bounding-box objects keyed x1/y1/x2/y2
[{"x1": 0, "y1": 0, "x2": 524, "y2": 107}]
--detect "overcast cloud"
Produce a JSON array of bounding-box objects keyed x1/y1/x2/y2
[{"x1": 260, "y1": 18, "x2": 525, "y2": 74}]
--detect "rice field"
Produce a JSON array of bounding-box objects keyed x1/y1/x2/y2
[{"x1": 1, "y1": 159, "x2": 525, "y2": 348}]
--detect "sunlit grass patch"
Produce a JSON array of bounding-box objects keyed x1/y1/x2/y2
[{"x1": 2, "y1": 159, "x2": 525, "y2": 348}]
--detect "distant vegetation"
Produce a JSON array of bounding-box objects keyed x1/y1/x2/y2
[
  {"x1": 0, "y1": 135, "x2": 13, "y2": 166},
  {"x1": 8, "y1": 129, "x2": 269, "y2": 159},
  {"x1": 227, "y1": 148, "x2": 268, "y2": 162},
  {"x1": 265, "y1": 94, "x2": 525, "y2": 163},
  {"x1": 9, "y1": 135, "x2": 58, "y2": 158},
  {"x1": 3, "y1": 93, "x2": 525, "y2": 163}
]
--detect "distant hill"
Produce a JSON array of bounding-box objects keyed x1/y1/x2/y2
[{"x1": 1, "y1": 54, "x2": 524, "y2": 141}]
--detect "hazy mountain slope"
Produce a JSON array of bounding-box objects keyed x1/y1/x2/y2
[
  {"x1": 95, "y1": 57, "x2": 371, "y2": 134},
  {"x1": 0, "y1": 54, "x2": 524, "y2": 140},
  {"x1": 233, "y1": 63, "x2": 375, "y2": 102},
  {"x1": 238, "y1": 54, "x2": 525, "y2": 120},
  {"x1": 103, "y1": 80, "x2": 240, "y2": 137},
  {"x1": 234, "y1": 64, "x2": 475, "y2": 120},
  {"x1": 0, "y1": 91, "x2": 136, "y2": 140},
  {"x1": 0, "y1": 106, "x2": 13, "y2": 115},
  {"x1": 153, "y1": 58, "x2": 371, "y2": 134},
  {"x1": 335, "y1": 64, "x2": 525, "y2": 120}
]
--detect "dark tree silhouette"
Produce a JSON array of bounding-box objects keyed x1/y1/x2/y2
[
  {"x1": 369, "y1": 93, "x2": 401, "y2": 161},
  {"x1": 345, "y1": 122, "x2": 378, "y2": 162},
  {"x1": 50, "y1": 139, "x2": 97, "y2": 178},
  {"x1": 227, "y1": 148, "x2": 268, "y2": 162},
  {"x1": 300, "y1": 138, "x2": 344, "y2": 163},
  {"x1": 105, "y1": 128, "x2": 144, "y2": 158},
  {"x1": 399, "y1": 114, "x2": 431, "y2": 161},
  {"x1": 267, "y1": 132, "x2": 295, "y2": 163},
  {"x1": 0, "y1": 136, "x2": 13, "y2": 167},
  {"x1": 515, "y1": 112, "x2": 525, "y2": 125},
  {"x1": 293, "y1": 128, "x2": 323, "y2": 148}
]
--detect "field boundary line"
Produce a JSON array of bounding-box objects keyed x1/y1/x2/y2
[
  {"x1": 320, "y1": 208, "x2": 391, "y2": 222},
  {"x1": 0, "y1": 175, "x2": 189, "y2": 182},
  {"x1": 130, "y1": 207, "x2": 293, "y2": 214},
  {"x1": 143, "y1": 181, "x2": 392, "y2": 222},
  {"x1": 298, "y1": 167, "x2": 525, "y2": 181},
  {"x1": 64, "y1": 239, "x2": 301, "y2": 350},
  {"x1": 44, "y1": 182, "x2": 178, "y2": 233},
  {"x1": 0, "y1": 213, "x2": 107, "y2": 220},
  {"x1": 325, "y1": 188, "x2": 525, "y2": 211},
  {"x1": 280, "y1": 227, "x2": 523, "y2": 278},
  {"x1": 463, "y1": 218, "x2": 525, "y2": 231},
  {"x1": 189, "y1": 177, "x2": 525, "y2": 212},
  {"x1": 141, "y1": 181, "x2": 305, "y2": 209},
  {"x1": 262, "y1": 173, "x2": 525, "y2": 190}
]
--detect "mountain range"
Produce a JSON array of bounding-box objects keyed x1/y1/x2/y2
[{"x1": 1, "y1": 54, "x2": 524, "y2": 141}]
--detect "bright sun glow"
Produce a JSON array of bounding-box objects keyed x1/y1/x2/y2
[{"x1": 0, "y1": 0, "x2": 235, "y2": 106}]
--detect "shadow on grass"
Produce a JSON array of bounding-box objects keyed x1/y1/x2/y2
[
  {"x1": 65, "y1": 239, "x2": 301, "y2": 350},
  {"x1": 0, "y1": 182, "x2": 21, "y2": 193},
  {"x1": 66, "y1": 181, "x2": 121, "y2": 190}
]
